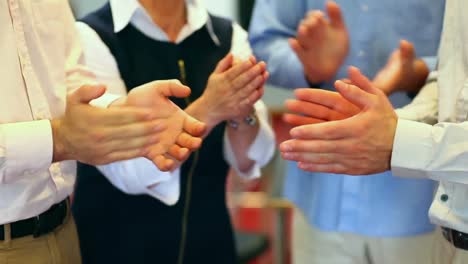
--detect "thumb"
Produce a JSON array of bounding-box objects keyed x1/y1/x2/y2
[
  {"x1": 326, "y1": 1, "x2": 345, "y2": 28},
  {"x1": 154, "y1": 79, "x2": 192, "y2": 98},
  {"x1": 69, "y1": 84, "x2": 106, "y2": 104},
  {"x1": 334, "y1": 80, "x2": 373, "y2": 109},
  {"x1": 214, "y1": 53, "x2": 234, "y2": 73},
  {"x1": 399, "y1": 40, "x2": 415, "y2": 61}
]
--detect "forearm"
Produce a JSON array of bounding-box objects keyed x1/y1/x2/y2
[{"x1": 226, "y1": 121, "x2": 259, "y2": 173}]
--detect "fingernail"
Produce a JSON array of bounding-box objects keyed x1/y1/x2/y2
[{"x1": 280, "y1": 142, "x2": 292, "y2": 152}]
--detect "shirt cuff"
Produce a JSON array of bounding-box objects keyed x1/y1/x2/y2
[
  {"x1": 223, "y1": 105, "x2": 275, "y2": 179},
  {"x1": 1, "y1": 120, "x2": 53, "y2": 183},
  {"x1": 90, "y1": 93, "x2": 122, "y2": 108},
  {"x1": 148, "y1": 169, "x2": 180, "y2": 206},
  {"x1": 391, "y1": 119, "x2": 433, "y2": 179}
]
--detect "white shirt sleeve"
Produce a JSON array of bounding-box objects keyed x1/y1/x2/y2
[
  {"x1": 391, "y1": 119, "x2": 468, "y2": 185},
  {"x1": 76, "y1": 22, "x2": 180, "y2": 205},
  {"x1": 222, "y1": 23, "x2": 276, "y2": 179},
  {"x1": 0, "y1": 120, "x2": 53, "y2": 184},
  {"x1": 395, "y1": 71, "x2": 439, "y2": 124}
]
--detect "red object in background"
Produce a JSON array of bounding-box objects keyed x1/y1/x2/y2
[{"x1": 231, "y1": 206, "x2": 293, "y2": 264}]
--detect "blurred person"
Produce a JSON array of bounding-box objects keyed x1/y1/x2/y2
[
  {"x1": 72, "y1": 0, "x2": 276, "y2": 263},
  {"x1": 249, "y1": 1, "x2": 444, "y2": 263},
  {"x1": 0, "y1": 1, "x2": 206, "y2": 264}
]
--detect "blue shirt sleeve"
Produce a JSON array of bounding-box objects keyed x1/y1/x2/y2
[{"x1": 249, "y1": 0, "x2": 310, "y2": 89}]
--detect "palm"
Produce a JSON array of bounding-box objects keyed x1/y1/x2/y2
[
  {"x1": 125, "y1": 80, "x2": 205, "y2": 170},
  {"x1": 290, "y1": 1, "x2": 349, "y2": 83}
]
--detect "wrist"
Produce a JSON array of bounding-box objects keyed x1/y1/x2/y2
[
  {"x1": 186, "y1": 98, "x2": 219, "y2": 130},
  {"x1": 51, "y1": 118, "x2": 69, "y2": 162}
]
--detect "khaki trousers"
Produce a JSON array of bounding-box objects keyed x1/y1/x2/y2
[
  {"x1": 293, "y1": 208, "x2": 435, "y2": 264},
  {"x1": 432, "y1": 228, "x2": 468, "y2": 264},
  {"x1": 0, "y1": 213, "x2": 81, "y2": 264}
]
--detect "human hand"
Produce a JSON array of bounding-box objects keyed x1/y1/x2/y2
[
  {"x1": 280, "y1": 67, "x2": 398, "y2": 175},
  {"x1": 283, "y1": 88, "x2": 360, "y2": 126},
  {"x1": 189, "y1": 54, "x2": 268, "y2": 129},
  {"x1": 289, "y1": 1, "x2": 349, "y2": 84},
  {"x1": 373, "y1": 40, "x2": 429, "y2": 95},
  {"x1": 52, "y1": 84, "x2": 161, "y2": 165},
  {"x1": 114, "y1": 80, "x2": 206, "y2": 171}
]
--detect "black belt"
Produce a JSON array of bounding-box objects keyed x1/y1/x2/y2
[
  {"x1": 442, "y1": 227, "x2": 468, "y2": 251},
  {"x1": 0, "y1": 198, "x2": 68, "y2": 240}
]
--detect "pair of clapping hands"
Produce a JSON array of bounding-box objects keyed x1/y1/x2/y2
[
  {"x1": 279, "y1": 1, "x2": 428, "y2": 176},
  {"x1": 53, "y1": 54, "x2": 267, "y2": 171}
]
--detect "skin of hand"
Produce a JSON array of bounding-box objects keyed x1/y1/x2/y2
[
  {"x1": 373, "y1": 40, "x2": 430, "y2": 95},
  {"x1": 185, "y1": 54, "x2": 268, "y2": 173},
  {"x1": 280, "y1": 66, "x2": 398, "y2": 175},
  {"x1": 283, "y1": 88, "x2": 360, "y2": 126},
  {"x1": 289, "y1": 1, "x2": 349, "y2": 84},
  {"x1": 186, "y1": 53, "x2": 268, "y2": 132},
  {"x1": 111, "y1": 80, "x2": 206, "y2": 171},
  {"x1": 52, "y1": 81, "x2": 206, "y2": 172}
]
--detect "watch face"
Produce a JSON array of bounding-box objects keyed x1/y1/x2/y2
[{"x1": 245, "y1": 114, "x2": 257, "y2": 126}]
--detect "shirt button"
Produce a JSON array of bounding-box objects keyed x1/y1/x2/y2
[
  {"x1": 358, "y1": 50, "x2": 366, "y2": 57},
  {"x1": 361, "y1": 4, "x2": 369, "y2": 12},
  {"x1": 440, "y1": 194, "x2": 449, "y2": 202}
]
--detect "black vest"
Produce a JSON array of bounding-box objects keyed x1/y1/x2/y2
[{"x1": 72, "y1": 4, "x2": 236, "y2": 264}]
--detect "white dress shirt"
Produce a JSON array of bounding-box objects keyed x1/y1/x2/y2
[
  {"x1": 76, "y1": 0, "x2": 276, "y2": 205},
  {"x1": 0, "y1": 0, "x2": 99, "y2": 225},
  {"x1": 391, "y1": 0, "x2": 468, "y2": 233}
]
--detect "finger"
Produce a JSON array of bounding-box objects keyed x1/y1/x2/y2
[
  {"x1": 167, "y1": 144, "x2": 190, "y2": 162},
  {"x1": 289, "y1": 119, "x2": 356, "y2": 140},
  {"x1": 237, "y1": 75, "x2": 264, "y2": 100},
  {"x1": 103, "y1": 135, "x2": 157, "y2": 154},
  {"x1": 281, "y1": 152, "x2": 336, "y2": 164},
  {"x1": 285, "y1": 99, "x2": 348, "y2": 121},
  {"x1": 241, "y1": 89, "x2": 263, "y2": 107},
  {"x1": 232, "y1": 62, "x2": 266, "y2": 89},
  {"x1": 248, "y1": 55, "x2": 257, "y2": 65},
  {"x1": 280, "y1": 138, "x2": 349, "y2": 153},
  {"x1": 97, "y1": 107, "x2": 156, "y2": 125},
  {"x1": 347, "y1": 66, "x2": 380, "y2": 94},
  {"x1": 97, "y1": 148, "x2": 147, "y2": 165},
  {"x1": 225, "y1": 60, "x2": 254, "y2": 81},
  {"x1": 214, "y1": 53, "x2": 234, "y2": 73},
  {"x1": 101, "y1": 119, "x2": 167, "y2": 141},
  {"x1": 326, "y1": 1, "x2": 345, "y2": 28},
  {"x1": 334, "y1": 80, "x2": 375, "y2": 109},
  {"x1": 297, "y1": 162, "x2": 348, "y2": 174},
  {"x1": 294, "y1": 88, "x2": 360, "y2": 116},
  {"x1": 183, "y1": 114, "x2": 207, "y2": 137},
  {"x1": 283, "y1": 113, "x2": 327, "y2": 126},
  {"x1": 399, "y1": 40, "x2": 415, "y2": 60},
  {"x1": 69, "y1": 84, "x2": 107, "y2": 104},
  {"x1": 289, "y1": 38, "x2": 306, "y2": 58},
  {"x1": 151, "y1": 79, "x2": 192, "y2": 98},
  {"x1": 151, "y1": 154, "x2": 175, "y2": 172},
  {"x1": 177, "y1": 132, "x2": 203, "y2": 150}
]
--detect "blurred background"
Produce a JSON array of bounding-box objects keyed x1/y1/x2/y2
[{"x1": 69, "y1": 1, "x2": 294, "y2": 263}]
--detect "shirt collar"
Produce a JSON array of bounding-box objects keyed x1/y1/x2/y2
[{"x1": 109, "y1": 0, "x2": 220, "y2": 46}]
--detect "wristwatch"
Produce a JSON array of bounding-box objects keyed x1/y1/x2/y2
[{"x1": 228, "y1": 109, "x2": 257, "y2": 129}]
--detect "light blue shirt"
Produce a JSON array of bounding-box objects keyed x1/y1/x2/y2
[{"x1": 249, "y1": 0, "x2": 445, "y2": 236}]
